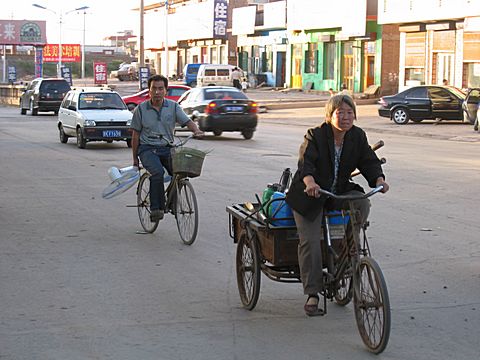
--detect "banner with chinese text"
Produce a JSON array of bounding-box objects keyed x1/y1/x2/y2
[
  {"x1": 213, "y1": 0, "x2": 228, "y2": 39},
  {"x1": 43, "y1": 44, "x2": 81, "y2": 62},
  {"x1": 94, "y1": 62, "x2": 108, "y2": 85}
]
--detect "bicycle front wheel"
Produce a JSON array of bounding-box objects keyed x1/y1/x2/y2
[
  {"x1": 353, "y1": 257, "x2": 391, "y2": 354},
  {"x1": 137, "y1": 173, "x2": 159, "y2": 233},
  {"x1": 175, "y1": 179, "x2": 198, "y2": 245}
]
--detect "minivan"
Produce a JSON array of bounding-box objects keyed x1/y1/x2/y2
[
  {"x1": 182, "y1": 63, "x2": 206, "y2": 87},
  {"x1": 196, "y1": 64, "x2": 243, "y2": 87}
]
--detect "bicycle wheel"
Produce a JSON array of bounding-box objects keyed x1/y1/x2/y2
[
  {"x1": 137, "y1": 173, "x2": 159, "y2": 233},
  {"x1": 175, "y1": 179, "x2": 198, "y2": 245},
  {"x1": 353, "y1": 257, "x2": 391, "y2": 354},
  {"x1": 236, "y1": 230, "x2": 261, "y2": 310},
  {"x1": 335, "y1": 266, "x2": 353, "y2": 306}
]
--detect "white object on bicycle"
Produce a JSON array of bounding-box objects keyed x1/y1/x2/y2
[{"x1": 102, "y1": 166, "x2": 140, "y2": 199}]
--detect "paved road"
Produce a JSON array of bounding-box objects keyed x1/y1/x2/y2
[{"x1": 0, "y1": 105, "x2": 479, "y2": 359}]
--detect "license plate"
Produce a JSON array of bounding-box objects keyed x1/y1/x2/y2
[
  {"x1": 103, "y1": 130, "x2": 121, "y2": 137},
  {"x1": 225, "y1": 106, "x2": 243, "y2": 112}
]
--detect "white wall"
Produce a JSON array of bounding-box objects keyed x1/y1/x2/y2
[{"x1": 378, "y1": 0, "x2": 480, "y2": 24}]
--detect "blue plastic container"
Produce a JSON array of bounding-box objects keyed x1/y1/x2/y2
[
  {"x1": 327, "y1": 210, "x2": 350, "y2": 225},
  {"x1": 268, "y1": 191, "x2": 295, "y2": 226}
]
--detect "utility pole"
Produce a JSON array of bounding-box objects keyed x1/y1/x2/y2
[{"x1": 139, "y1": 0, "x2": 144, "y2": 67}]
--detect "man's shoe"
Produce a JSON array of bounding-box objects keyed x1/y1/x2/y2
[{"x1": 150, "y1": 209, "x2": 164, "y2": 222}]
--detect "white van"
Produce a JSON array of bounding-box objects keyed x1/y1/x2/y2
[{"x1": 196, "y1": 64, "x2": 243, "y2": 87}]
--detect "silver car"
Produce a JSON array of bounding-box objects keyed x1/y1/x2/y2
[{"x1": 57, "y1": 88, "x2": 133, "y2": 149}]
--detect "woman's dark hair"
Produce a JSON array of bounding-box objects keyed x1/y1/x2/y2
[
  {"x1": 148, "y1": 74, "x2": 168, "y2": 89},
  {"x1": 325, "y1": 94, "x2": 357, "y2": 123}
]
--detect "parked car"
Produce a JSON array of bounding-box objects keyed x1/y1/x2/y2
[
  {"x1": 57, "y1": 87, "x2": 132, "y2": 149},
  {"x1": 122, "y1": 85, "x2": 191, "y2": 111},
  {"x1": 20, "y1": 78, "x2": 71, "y2": 116},
  {"x1": 177, "y1": 86, "x2": 258, "y2": 139},
  {"x1": 110, "y1": 62, "x2": 156, "y2": 81},
  {"x1": 377, "y1": 85, "x2": 477, "y2": 125}
]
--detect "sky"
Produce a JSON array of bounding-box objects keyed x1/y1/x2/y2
[{"x1": 1, "y1": 0, "x2": 142, "y2": 45}]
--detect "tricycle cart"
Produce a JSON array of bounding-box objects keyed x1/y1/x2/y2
[{"x1": 226, "y1": 187, "x2": 391, "y2": 354}]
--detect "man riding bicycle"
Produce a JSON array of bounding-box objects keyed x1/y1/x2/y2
[{"x1": 130, "y1": 74, "x2": 203, "y2": 222}]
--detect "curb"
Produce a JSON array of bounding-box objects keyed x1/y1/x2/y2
[{"x1": 261, "y1": 98, "x2": 379, "y2": 111}]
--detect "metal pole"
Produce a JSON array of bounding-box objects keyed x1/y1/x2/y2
[
  {"x1": 58, "y1": 13, "x2": 62, "y2": 77},
  {"x1": 2, "y1": 45, "x2": 6, "y2": 83},
  {"x1": 81, "y1": 10, "x2": 86, "y2": 78},
  {"x1": 165, "y1": 1, "x2": 168, "y2": 77},
  {"x1": 139, "y1": 0, "x2": 144, "y2": 66}
]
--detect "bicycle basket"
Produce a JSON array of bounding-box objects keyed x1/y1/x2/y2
[{"x1": 172, "y1": 147, "x2": 206, "y2": 178}]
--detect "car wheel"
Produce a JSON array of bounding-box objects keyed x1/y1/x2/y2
[
  {"x1": 59, "y1": 126, "x2": 68, "y2": 144},
  {"x1": 106, "y1": 140, "x2": 113, "y2": 143},
  {"x1": 190, "y1": 81, "x2": 197, "y2": 87},
  {"x1": 54, "y1": 110, "x2": 59, "y2": 116},
  {"x1": 126, "y1": 139, "x2": 132, "y2": 148},
  {"x1": 127, "y1": 103, "x2": 137, "y2": 112},
  {"x1": 76, "y1": 128, "x2": 86, "y2": 149},
  {"x1": 392, "y1": 108, "x2": 409, "y2": 125},
  {"x1": 242, "y1": 129, "x2": 254, "y2": 140},
  {"x1": 213, "y1": 130, "x2": 223, "y2": 136},
  {"x1": 30, "y1": 100, "x2": 38, "y2": 116},
  {"x1": 20, "y1": 106, "x2": 26, "y2": 115}
]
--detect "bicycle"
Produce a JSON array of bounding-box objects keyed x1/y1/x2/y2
[
  {"x1": 227, "y1": 185, "x2": 391, "y2": 354},
  {"x1": 136, "y1": 135, "x2": 206, "y2": 245}
]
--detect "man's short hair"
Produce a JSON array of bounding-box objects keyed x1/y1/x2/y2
[
  {"x1": 148, "y1": 74, "x2": 168, "y2": 89},
  {"x1": 324, "y1": 94, "x2": 357, "y2": 123}
]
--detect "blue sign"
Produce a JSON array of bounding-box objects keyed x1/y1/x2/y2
[
  {"x1": 7, "y1": 66, "x2": 16, "y2": 83},
  {"x1": 61, "y1": 66, "x2": 72, "y2": 86},
  {"x1": 139, "y1": 67, "x2": 150, "y2": 90},
  {"x1": 35, "y1": 47, "x2": 43, "y2": 78},
  {"x1": 213, "y1": 0, "x2": 228, "y2": 39}
]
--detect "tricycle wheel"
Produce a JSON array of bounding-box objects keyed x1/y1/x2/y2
[
  {"x1": 236, "y1": 230, "x2": 261, "y2": 310},
  {"x1": 353, "y1": 257, "x2": 391, "y2": 354}
]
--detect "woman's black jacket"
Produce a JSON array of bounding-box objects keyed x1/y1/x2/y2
[{"x1": 285, "y1": 122, "x2": 384, "y2": 221}]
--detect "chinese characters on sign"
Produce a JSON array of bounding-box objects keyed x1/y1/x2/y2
[
  {"x1": 43, "y1": 44, "x2": 81, "y2": 62},
  {"x1": 61, "y1": 67, "x2": 72, "y2": 86},
  {"x1": 0, "y1": 20, "x2": 46, "y2": 45},
  {"x1": 94, "y1": 62, "x2": 108, "y2": 85},
  {"x1": 139, "y1": 67, "x2": 150, "y2": 90},
  {"x1": 213, "y1": 0, "x2": 228, "y2": 39},
  {"x1": 8, "y1": 66, "x2": 16, "y2": 83}
]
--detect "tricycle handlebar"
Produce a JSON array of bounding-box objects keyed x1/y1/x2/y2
[{"x1": 318, "y1": 185, "x2": 384, "y2": 201}]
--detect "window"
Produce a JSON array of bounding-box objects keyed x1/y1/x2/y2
[
  {"x1": 305, "y1": 43, "x2": 318, "y2": 74},
  {"x1": 323, "y1": 43, "x2": 335, "y2": 80},
  {"x1": 205, "y1": 69, "x2": 216, "y2": 76},
  {"x1": 405, "y1": 87, "x2": 427, "y2": 98},
  {"x1": 217, "y1": 69, "x2": 230, "y2": 76}
]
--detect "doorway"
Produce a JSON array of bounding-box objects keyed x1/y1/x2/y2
[{"x1": 436, "y1": 53, "x2": 454, "y2": 85}]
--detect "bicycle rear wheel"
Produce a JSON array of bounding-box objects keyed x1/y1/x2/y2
[
  {"x1": 353, "y1": 257, "x2": 391, "y2": 354},
  {"x1": 137, "y1": 173, "x2": 159, "y2": 233},
  {"x1": 175, "y1": 179, "x2": 198, "y2": 245}
]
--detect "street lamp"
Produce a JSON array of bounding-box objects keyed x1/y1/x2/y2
[
  {"x1": 32, "y1": 4, "x2": 89, "y2": 78},
  {"x1": 32, "y1": 3, "x2": 62, "y2": 77},
  {"x1": 66, "y1": 6, "x2": 89, "y2": 79}
]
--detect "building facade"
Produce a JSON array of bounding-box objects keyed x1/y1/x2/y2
[{"x1": 378, "y1": 0, "x2": 480, "y2": 91}]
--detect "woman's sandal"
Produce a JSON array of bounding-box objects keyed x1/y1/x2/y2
[{"x1": 304, "y1": 294, "x2": 325, "y2": 317}]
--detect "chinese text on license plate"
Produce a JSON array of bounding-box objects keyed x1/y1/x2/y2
[
  {"x1": 103, "y1": 130, "x2": 121, "y2": 137},
  {"x1": 226, "y1": 106, "x2": 243, "y2": 112}
]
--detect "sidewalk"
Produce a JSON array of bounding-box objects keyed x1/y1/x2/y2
[{"x1": 240, "y1": 87, "x2": 379, "y2": 111}]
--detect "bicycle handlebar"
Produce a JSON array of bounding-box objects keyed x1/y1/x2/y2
[{"x1": 318, "y1": 185, "x2": 385, "y2": 201}]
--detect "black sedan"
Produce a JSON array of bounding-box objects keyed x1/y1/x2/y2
[
  {"x1": 378, "y1": 85, "x2": 478, "y2": 125},
  {"x1": 177, "y1": 86, "x2": 258, "y2": 139}
]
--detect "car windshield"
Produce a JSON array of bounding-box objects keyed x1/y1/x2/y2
[
  {"x1": 204, "y1": 89, "x2": 248, "y2": 100},
  {"x1": 79, "y1": 93, "x2": 127, "y2": 110}
]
